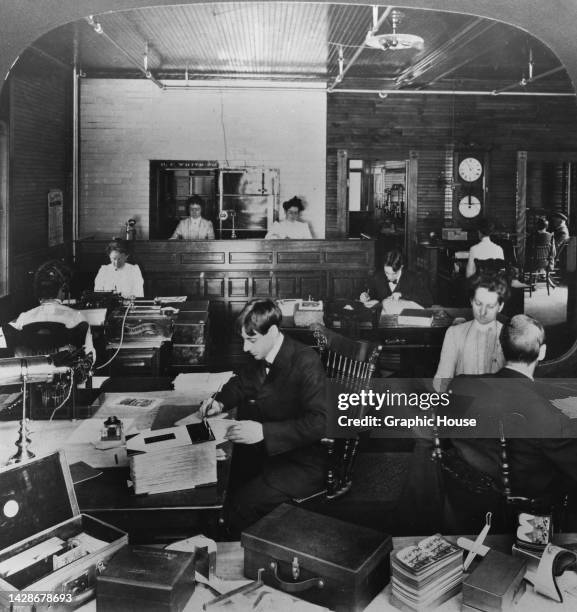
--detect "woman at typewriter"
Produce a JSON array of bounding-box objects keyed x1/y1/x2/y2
[
  {"x1": 10, "y1": 276, "x2": 96, "y2": 361},
  {"x1": 94, "y1": 240, "x2": 144, "y2": 299}
]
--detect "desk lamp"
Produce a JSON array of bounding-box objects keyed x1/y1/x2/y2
[{"x1": 0, "y1": 356, "x2": 72, "y2": 464}]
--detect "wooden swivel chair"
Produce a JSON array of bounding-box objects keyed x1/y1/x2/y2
[
  {"x1": 3, "y1": 321, "x2": 88, "y2": 357},
  {"x1": 524, "y1": 244, "x2": 555, "y2": 297},
  {"x1": 3, "y1": 322, "x2": 89, "y2": 419},
  {"x1": 296, "y1": 323, "x2": 382, "y2": 502}
]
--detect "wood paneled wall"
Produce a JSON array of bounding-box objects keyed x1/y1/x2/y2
[
  {"x1": 75, "y1": 239, "x2": 374, "y2": 332},
  {"x1": 325, "y1": 93, "x2": 577, "y2": 239},
  {"x1": 5, "y1": 50, "x2": 72, "y2": 315}
]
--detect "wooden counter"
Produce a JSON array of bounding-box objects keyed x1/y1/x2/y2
[{"x1": 75, "y1": 239, "x2": 375, "y2": 327}]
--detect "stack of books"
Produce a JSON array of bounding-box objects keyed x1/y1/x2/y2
[{"x1": 390, "y1": 534, "x2": 463, "y2": 611}]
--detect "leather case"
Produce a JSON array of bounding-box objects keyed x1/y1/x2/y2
[
  {"x1": 96, "y1": 546, "x2": 195, "y2": 612},
  {"x1": 242, "y1": 504, "x2": 392, "y2": 612},
  {"x1": 0, "y1": 451, "x2": 127, "y2": 611}
]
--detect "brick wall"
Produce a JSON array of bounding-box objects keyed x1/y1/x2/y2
[{"x1": 80, "y1": 80, "x2": 327, "y2": 239}]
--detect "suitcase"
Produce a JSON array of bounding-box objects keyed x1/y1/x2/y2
[
  {"x1": 242, "y1": 504, "x2": 392, "y2": 612},
  {"x1": 0, "y1": 451, "x2": 128, "y2": 611}
]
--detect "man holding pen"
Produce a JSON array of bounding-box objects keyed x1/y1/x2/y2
[{"x1": 199, "y1": 299, "x2": 327, "y2": 536}]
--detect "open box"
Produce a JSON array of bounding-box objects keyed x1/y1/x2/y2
[{"x1": 0, "y1": 451, "x2": 127, "y2": 610}]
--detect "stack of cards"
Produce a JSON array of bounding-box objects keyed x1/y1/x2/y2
[
  {"x1": 390, "y1": 534, "x2": 463, "y2": 611},
  {"x1": 127, "y1": 422, "x2": 216, "y2": 495}
]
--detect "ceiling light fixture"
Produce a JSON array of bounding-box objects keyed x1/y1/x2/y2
[{"x1": 365, "y1": 10, "x2": 424, "y2": 51}]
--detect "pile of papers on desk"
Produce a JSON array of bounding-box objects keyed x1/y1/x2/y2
[
  {"x1": 173, "y1": 371, "x2": 233, "y2": 399},
  {"x1": 127, "y1": 422, "x2": 217, "y2": 495},
  {"x1": 390, "y1": 534, "x2": 463, "y2": 611}
]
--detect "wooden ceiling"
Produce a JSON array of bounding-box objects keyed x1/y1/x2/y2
[{"x1": 30, "y1": 2, "x2": 573, "y2": 94}]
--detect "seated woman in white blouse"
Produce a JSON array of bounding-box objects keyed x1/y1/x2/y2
[
  {"x1": 433, "y1": 272, "x2": 508, "y2": 392},
  {"x1": 466, "y1": 218, "x2": 505, "y2": 278},
  {"x1": 94, "y1": 240, "x2": 144, "y2": 299},
  {"x1": 265, "y1": 197, "x2": 312, "y2": 239}
]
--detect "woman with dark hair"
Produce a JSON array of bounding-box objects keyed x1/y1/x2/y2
[
  {"x1": 94, "y1": 239, "x2": 144, "y2": 298},
  {"x1": 433, "y1": 272, "x2": 508, "y2": 391},
  {"x1": 466, "y1": 218, "x2": 505, "y2": 278},
  {"x1": 170, "y1": 195, "x2": 215, "y2": 240},
  {"x1": 527, "y1": 216, "x2": 556, "y2": 271},
  {"x1": 265, "y1": 196, "x2": 312, "y2": 239}
]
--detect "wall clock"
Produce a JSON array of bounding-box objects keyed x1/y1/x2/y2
[
  {"x1": 458, "y1": 195, "x2": 482, "y2": 218},
  {"x1": 453, "y1": 152, "x2": 488, "y2": 224},
  {"x1": 458, "y1": 157, "x2": 483, "y2": 183}
]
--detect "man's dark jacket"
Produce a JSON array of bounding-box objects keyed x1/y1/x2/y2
[
  {"x1": 217, "y1": 334, "x2": 327, "y2": 498},
  {"x1": 367, "y1": 268, "x2": 433, "y2": 306},
  {"x1": 448, "y1": 367, "x2": 577, "y2": 501}
]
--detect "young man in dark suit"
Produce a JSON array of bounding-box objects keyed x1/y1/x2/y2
[
  {"x1": 360, "y1": 249, "x2": 433, "y2": 306},
  {"x1": 200, "y1": 299, "x2": 327, "y2": 535},
  {"x1": 443, "y1": 315, "x2": 577, "y2": 531}
]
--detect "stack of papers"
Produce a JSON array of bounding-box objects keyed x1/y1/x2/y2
[
  {"x1": 390, "y1": 534, "x2": 463, "y2": 611},
  {"x1": 398, "y1": 309, "x2": 434, "y2": 327},
  {"x1": 381, "y1": 299, "x2": 423, "y2": 316},
  {"x1": 173, "y1": 372, "x2": 233, "y2": 396},
  {"x1": 127, "y1": 423, "x2": 217, "y2": 495}
]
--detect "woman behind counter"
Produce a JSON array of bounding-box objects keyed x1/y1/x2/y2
[
  {"x1": 94, "y1": 240, "x2": 144, "y2": 299},
  {"x1": 265, "y1": 196, "x2": 312, "y2": 239},
  {"x1": 169, "y1": 195, "x2": 215, "y2": 240}
]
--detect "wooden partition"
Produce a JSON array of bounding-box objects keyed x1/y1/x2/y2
[{"x1": 75, "y1": 239, "x2": 375, "y2": 332}]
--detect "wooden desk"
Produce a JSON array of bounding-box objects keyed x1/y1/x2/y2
[
  {"x1": 283, "y1": 307, "x2": 472, "y2": 376},
  {"x1": 0, "y1": 387, "x2": 232, "y2": 543},
  {"x1": 74, "y1": 460, "x2": 230, "y2": 544}
]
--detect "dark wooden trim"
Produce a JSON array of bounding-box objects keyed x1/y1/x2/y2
[
  {"x1": 406, "y1": 151, "x2": 419, "y2": 268},
  {"x1": 516, "y1": 150, "x2": 527, "y2": 265},
  {"x1": 336, "y1": 149, "x2": 348, "y2": 238}
]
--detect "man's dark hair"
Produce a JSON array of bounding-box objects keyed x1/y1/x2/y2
[
  {"x1": 383, "y1": 250, "x2": 404, "y2": 272},
  {"x1": 500, "y1": 314, "x2": 545, "y2": 364},
  {"x1": 236, "y1": 299, "x2": 282, "y2": 336},
  {"x1": 37, "y1": 277, "x2": 62, "y2": 300},
  {"x1": 467, "y1": 271, "x2": 510, "y2": 304},
  {"x1": 478, "y1": 218, "x2": 495, "y2": 237},
  {"x1": 187, "y1": 195, "x2": 205, "y2": 212}
]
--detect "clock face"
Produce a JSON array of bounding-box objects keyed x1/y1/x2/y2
[
  {"x1": 458, "y1": 157, "x2": 483, "y2": 182},
  {"x1": 458, "y1": 195, "x2": 482, "y2": 219}
]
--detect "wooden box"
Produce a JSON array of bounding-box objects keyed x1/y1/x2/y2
[
  {"x1": 461, "y1": 550, "x2": 526, "y2": 611},
  {"x1": 96, "y1": 545, "x2": 195, "y2": 612},
  {"x1": 242, "y1": 504, "x2": 392, "y2": 612},
  {"x1": 0, "y1": 451, "x2": 128, "y2": 611},
  {"x1": 172, "y1": 312, "x2": 208, "y2": 344}
]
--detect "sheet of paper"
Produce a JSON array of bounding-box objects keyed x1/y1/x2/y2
[
  {"x1": 63, "y1": 444, "x2": 128, "y2": 468},
  {"x1": 173, "y1": 372, "x2": 233, "y2": 396},
  {"x1": 550, "y1": 397, "x2": 577, "y2": 419},
  {"x1": 381, "y1": 299, "x2": 424, "y2": 316}
]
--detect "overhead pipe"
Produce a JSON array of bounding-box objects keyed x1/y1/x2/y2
[
  {"x1": 492, "y1": 65, "x2": 565, "y2": 95},
  {"x1": 330, "y1": 88, "x2": 574, "y2": 97},
  {"x1": 328, "y1": 5, "x2": 392, "y2": 93},
  {"x1": 85, "y1": 16, "x2": 164, "y2": 90},
  {"x1": 395, "y1": 18, "x2": 495, "y2": 86}
]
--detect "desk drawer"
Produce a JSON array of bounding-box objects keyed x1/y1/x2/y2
[{"x1": 108, "y1": 348, "x2": 159, "y2": 376}]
